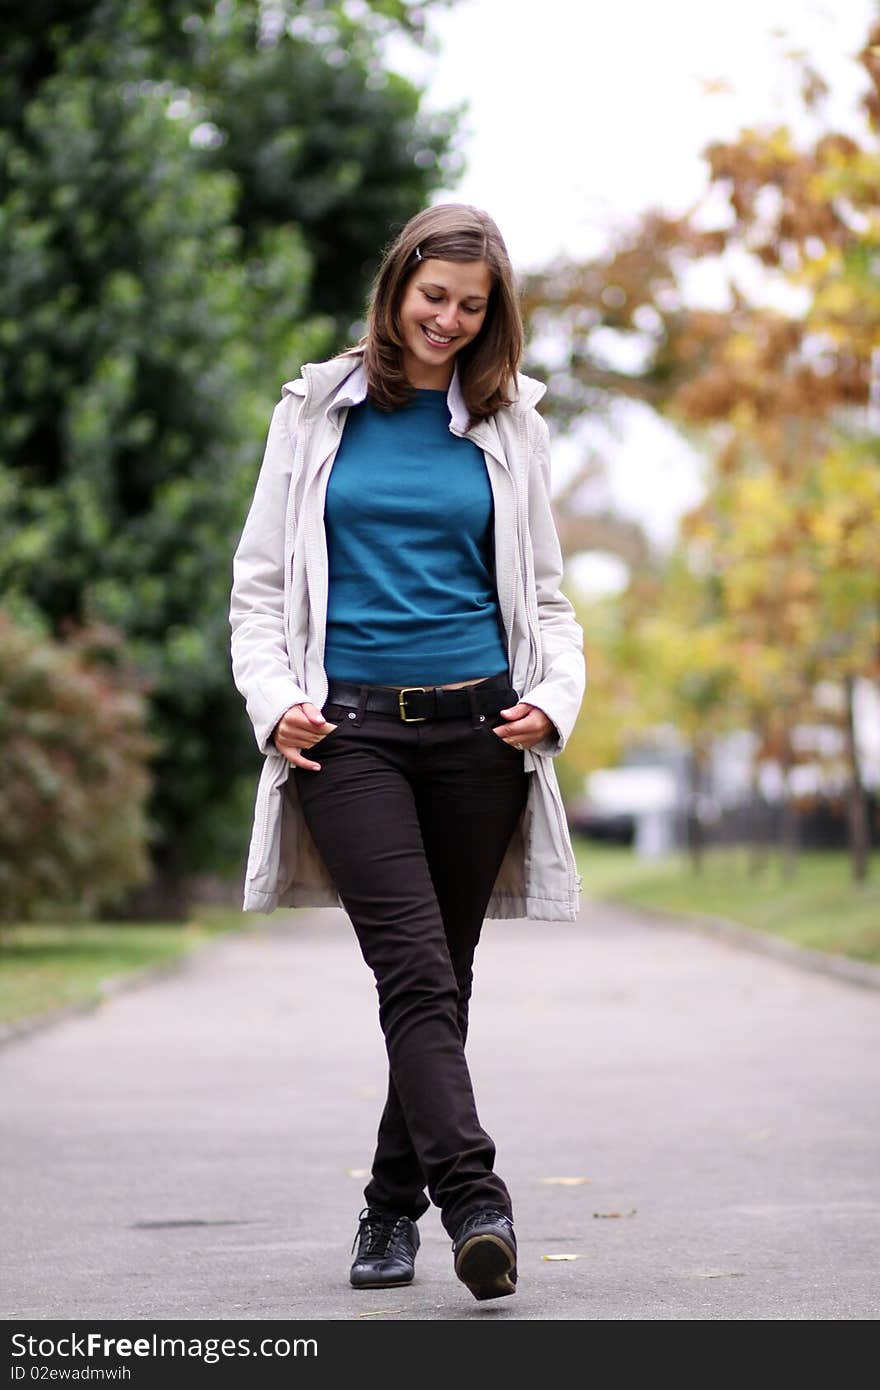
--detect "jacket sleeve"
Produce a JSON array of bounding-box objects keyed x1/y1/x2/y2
[
  {"x1": 519, "y1": 409, "x2": 586, "y2": 757},
  {"x1": 229, "y1": 396, "x2": 310, "y2": 755}
]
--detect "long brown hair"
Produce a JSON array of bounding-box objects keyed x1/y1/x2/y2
[{"x1": 358, "y1": 203, "x2": 524, "y2": 426}]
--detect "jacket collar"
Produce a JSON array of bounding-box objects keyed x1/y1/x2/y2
[{"x1": 282, "y1": 348, "x2": 546, "y2": 435}]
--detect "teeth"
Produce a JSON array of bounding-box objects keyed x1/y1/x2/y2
[{"x1": 423, "y1": 326, "x2": 453, "y2": 345}]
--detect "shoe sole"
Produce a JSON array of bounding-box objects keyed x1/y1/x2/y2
[
  {"x1": 350, "y1": 1271, "x2": 415, "y2": 1290},
  {"x1": 454, "y1": 1234, "x2": 517, "y2": 1301}
]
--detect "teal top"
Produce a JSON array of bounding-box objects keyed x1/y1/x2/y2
[{"x1": 323, "y1": 388, "x2": 509, "y2": 684}]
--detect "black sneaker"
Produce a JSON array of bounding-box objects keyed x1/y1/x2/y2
[
  {"x1": 452, "y1": 1209, "x2": 517, "y2": 1301},
  {"x1": 349, "y1": 1206, "x2": 420, "y2": 1289}
]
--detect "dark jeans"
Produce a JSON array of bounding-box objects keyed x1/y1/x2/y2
[{"x1": 292, "y1": 671, "x2": 530, "y2": 1238}]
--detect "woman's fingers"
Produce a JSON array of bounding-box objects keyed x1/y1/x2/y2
[
  {"x1": 287, "y1": 748, "x2": 322, "y2": 771},
  {"x1": 275, "y1": 702, "x2": 340, "y2": 770},
  {"x1": 276, "y1": 702, "x2": 337, "y2": 751},
  {"x1": 493, "y1": 703, "x2": 552, "y2": 749},
  {"x1": 278, "y1": 702, "x2": 323, "y2": 737},
  {"x1": 283, "y1": 721, "x2": 337, "y2": 748}
]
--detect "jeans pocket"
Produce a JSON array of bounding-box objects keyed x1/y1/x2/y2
[
  {"x1": 483, "y1": 712, "x2": 525, "y2": 755},
  {"x1": 314, "y1": 702, "x2": 357, "y2": 745}
]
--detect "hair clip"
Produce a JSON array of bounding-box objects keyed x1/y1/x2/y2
[{"x1": 413, "y1": 245, "x2": 422, "y2": 262}]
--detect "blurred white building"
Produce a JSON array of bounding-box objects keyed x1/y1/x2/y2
[
  {"x1": 572, "y1": 679, "x2": 880, "y2": 857},
  {"x1": 585, "y1": 766, "x2": 680, "y2": 857}
]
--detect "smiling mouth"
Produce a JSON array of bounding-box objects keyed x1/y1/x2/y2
[{"x1": 420, "y1": 324, "x2": 456, "y2": 347}]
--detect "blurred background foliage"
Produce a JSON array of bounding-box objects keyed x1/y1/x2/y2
[{"x1": 0, "y1": 612, "x2": 154, "y2": 925}]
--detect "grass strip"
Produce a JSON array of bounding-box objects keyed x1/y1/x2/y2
[
  {"x1": 574, "y1": 844, "x2": 880, "y2": 964},
  {"x1": 0, "y1": 905, "x2": 253, "y2": 1027}
]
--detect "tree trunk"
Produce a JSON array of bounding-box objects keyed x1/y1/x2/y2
[
  {"x1": 748, "y1": 726, "x2": 769, "y2": 877},
  {"x1": 843, "y1": 674, "x2": 870, "y2": 883},
  {"x1": 780, "y1": 743, "x2": 799, "y2": 881},
  {"x1": 686, "y1": 744, "x2": 704, "y2": 874}
]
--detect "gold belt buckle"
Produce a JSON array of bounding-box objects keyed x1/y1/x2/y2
[{"x1": 398, "y1": 687, "x2": 429, "y2": 722}]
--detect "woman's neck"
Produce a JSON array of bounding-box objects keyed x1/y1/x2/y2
[{"x1": 401, "y1": 356, "x2": 454, "y2": 391}]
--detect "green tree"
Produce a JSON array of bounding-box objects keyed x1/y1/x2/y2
[{"x1": 188, "y1": 1, "x2": 462, "y2": 342}]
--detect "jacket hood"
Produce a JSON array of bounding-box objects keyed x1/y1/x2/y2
[{"x1": 281, "y1": 347, "x2": 546, "y2": 432}]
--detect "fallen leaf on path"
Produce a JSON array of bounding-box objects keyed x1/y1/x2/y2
[
  {"x1": 539, "y1": 1176, "x2": 591, "y2": 1186},
  {"x1": 593, "y1": 1209, "x2": 638, "y2": 1219},
  {"x1": 358, "y1": 1309, "x2": 404, "y2": 1318},
  {"x1": 542, "y1": 1253, "x2": 579, "y2": 1261}
]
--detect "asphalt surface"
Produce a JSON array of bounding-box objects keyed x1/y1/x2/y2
[{"x1": 2, "y1": 901, "x2": 879, "y2": 1321}]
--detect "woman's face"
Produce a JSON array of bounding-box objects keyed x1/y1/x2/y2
[{"x1": 397, "y1": 257, "x2": 493, "y2": 389}]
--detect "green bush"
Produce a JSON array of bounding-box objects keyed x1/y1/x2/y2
[{"x1": 0, "y1": 611, "x2": 154, "y2": 924}]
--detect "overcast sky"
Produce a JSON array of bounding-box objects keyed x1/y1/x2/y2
[{"x1": 387, "y1": 0, "x2": 877, "y2": 587}]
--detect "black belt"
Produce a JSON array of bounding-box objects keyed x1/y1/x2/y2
[{"x1": 325, "y1": 670, "x2": 517, "y2": 722}]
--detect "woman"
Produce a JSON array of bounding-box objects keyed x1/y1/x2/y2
[{"x1": 229, "y1": 203, "x2": 585, "y2": 1303}]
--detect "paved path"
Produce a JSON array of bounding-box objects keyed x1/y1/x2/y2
[{"x1": 2, "y1": 903, "x2": 879, "y2": 1321}]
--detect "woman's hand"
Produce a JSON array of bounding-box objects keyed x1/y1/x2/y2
[
  {"x1": 493, "y1": 702, "x2": 555, "y2": 751},
  {"x1": 272, "y1": 702, "x2": 338, "y2": 771}
]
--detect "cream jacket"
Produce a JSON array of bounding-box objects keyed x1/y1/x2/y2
[{"x1": 229, "y1": 349, "x2": 586, "y2": 920}]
